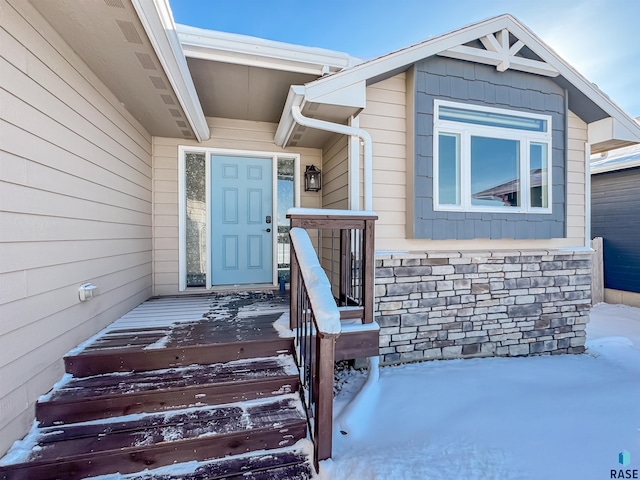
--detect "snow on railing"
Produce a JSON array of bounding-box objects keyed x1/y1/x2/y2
[
  {"x1": 289, "y1": 226, "x2": 340, "y2": 470},
  {"x1": 289, "y1": 228, "x2": 340, "y2": 335}
]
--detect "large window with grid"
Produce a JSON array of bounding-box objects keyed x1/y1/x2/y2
[{"x1": 433, "y1": 100, "x2": 553, "y2": 214}]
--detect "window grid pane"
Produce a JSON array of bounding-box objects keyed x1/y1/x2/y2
[
  {"x1": 530, "y1": 143, "x2": 549, "y2": 208},
  {"x1": 438, "y1": 133, "x2": 461, "y2": 205},
  {"x1": 440, "y1": 105, "x2": 547, "y2": 132},
  {"x1": 470, "y1": 136, "x2": 520, "y2": 208}
]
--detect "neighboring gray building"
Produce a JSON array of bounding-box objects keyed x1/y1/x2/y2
[{"x1": 591, "y1": 140, "x2": 640, "y2": 306}]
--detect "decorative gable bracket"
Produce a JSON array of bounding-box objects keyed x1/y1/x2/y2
[{"x1": 438, "y1": 29, "x2": 559, "y2": 77}]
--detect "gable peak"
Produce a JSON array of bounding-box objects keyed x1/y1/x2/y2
[{"x1": 438, "y1": 27, "x2": 559, "y2": 77}]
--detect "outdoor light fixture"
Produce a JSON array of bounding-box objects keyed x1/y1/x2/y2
[{"x1": 304, "y1": 165, "x2": 322, "y2": 192}]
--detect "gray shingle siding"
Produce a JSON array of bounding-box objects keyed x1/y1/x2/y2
[
  {"x1": 413, "y1": 56, "x2": 567, "y2": 240},
  {"x1": 592, "y1": 167, "x2": 640, "y2": 293}
]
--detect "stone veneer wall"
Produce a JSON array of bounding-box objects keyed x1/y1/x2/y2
[{"x1": 375, "y1": 251, "x2": 591, "y2": 365}]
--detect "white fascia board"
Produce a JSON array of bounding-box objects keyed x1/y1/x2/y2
[
  {"x1": 275, "y1": 86, "x2": 306, "y2": 146},
  {"x1": 586, "y1": 117, "x2": 640, "y2": 146},
  {"x1": 591, "y1": 157, "x2": 640, "y2": 174},
  {"x1": 181, "y1": 45, "x2": 329, "y2": 75},
  {"x1": 132, "y1": 0, "x2": 210, "y2": 141},
  {"x1": 587, "y1": 118, "x2": 615, "y2": 145},
  {"x1": 303, "y1": 15, "x2": 512, "y2": 100},
  {"x1": 177, "y1": 24, "x2": 358, "y2": 75},
  {"x1": 303, "y1": 13, "x2": 640, "y2": 143},
  {"x1": 504, "y1": 18, "x2": 640, "y2": 142},
  {"x1": 305, "y1": 80, "x2": 367, "y2": 109},
  {"x1": 591, "y1": 144, "x2": 640, "y2": 174}
]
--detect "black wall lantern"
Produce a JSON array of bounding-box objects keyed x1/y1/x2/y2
[{"x1": 304, "y1": 164, "x2": 322, "y2": 192}]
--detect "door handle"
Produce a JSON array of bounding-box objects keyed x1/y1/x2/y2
[{"x1": 265, "y1": 228, "x2": 271, "y2": 233}]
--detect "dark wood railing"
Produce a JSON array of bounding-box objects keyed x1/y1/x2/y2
[
  {"x1": 289, "y1": 227, "x2": 340, "y2": 470},
  {"x1": 287, "y1": 209, "x2": 377, "y2": 468},
  {"x1": 287, "y1": 208, "x2": 378, "y2": 327}
]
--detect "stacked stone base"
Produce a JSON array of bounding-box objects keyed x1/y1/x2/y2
[{"x1": 375, "y1": 250, "x2": 591, "y2": 365}]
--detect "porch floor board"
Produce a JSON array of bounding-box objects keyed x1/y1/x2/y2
[
  {"x1": 37, "y1": 356, "x2": 300, "y2": 427},
  {"x1": 80, "y1": 292, "x2": 289, "y2": 345},
  {"x1": 64, "y1": 292, "x2": 293, "y2": 377}
]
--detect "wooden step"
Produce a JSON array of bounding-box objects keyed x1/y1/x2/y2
[
  {"x1": 64, "y1": 337, "x2": 294, "y2": 377},
  {"x1": 37, "y1": 356, "x2": 299, "y2": 427},
  {"x1": 0, "y1": 395, "x2": 307, "y2": 480},
  {"x1": 105, "y1": 444, "x2": 314, "y2": 479},
  {"x1": 64, "y1": 313, "x2": 294, "y2": 377}
]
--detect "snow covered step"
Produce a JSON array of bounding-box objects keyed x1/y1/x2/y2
[
  {"x1": 36, "y1": 356, "x2": 300, "y2": 427},
  {"x1": 64, "y1": 313, "x2": 294, "y2": 377},
  {"x1": 64, "y1": 336, "x2": 294, "y2": 377},
  {"x1": 91, "y1": 442, "x2": 314, "y2": 480},
  {"x1": 0, "y1": 395, "x2": 307, "y2": 480}
]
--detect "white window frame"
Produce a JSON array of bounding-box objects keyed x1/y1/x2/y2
[
  {"x1": 433, "y1": 99, "x2": 553, "y2": 214},
  {"x1": 178, "y1": 146, "x2": 301, "y2": 291}
]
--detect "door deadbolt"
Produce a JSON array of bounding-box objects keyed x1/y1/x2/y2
[{"x1": 266, "y1": 215, "x2": 271, "y2": 224}]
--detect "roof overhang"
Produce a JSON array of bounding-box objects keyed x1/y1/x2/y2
[
  {"x1": 132, "y1": 0, "x2": 210, "y2": 141},
  {"x1": 177, "y1": 25, "x2": 358, "y2": 76},
  {"x1": 29, "y1": 0, "x2": 209, "y2": 141},
  {"x1": 276, "y1": 14, "x2": 640, "y2": 150},
  {"x1": 176, "y1": 24, "x2": 359, "y2": 125},
  {"x1": 275, "y1": 82, "x2": 366, "y2": 148},
  {"x1": 591, "y1": 135, "x2": 640, "y2": 174},
  {"x1": 588, "y1": 117, "x2": 640, "y2": 154}
]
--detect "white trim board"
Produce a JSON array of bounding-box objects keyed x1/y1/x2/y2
[{"x1": 176, "y1": 24, "x2": 359, "y2": 75}]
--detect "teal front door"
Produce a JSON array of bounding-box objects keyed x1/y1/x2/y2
[{"x1": 211, "y1": 155, "x2": 273, "y2": 285}]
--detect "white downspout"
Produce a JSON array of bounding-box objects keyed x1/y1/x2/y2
[
  {"x1": 348, "y1": 115, "x2": 360, "y2": 210},
  {"x1": 291, "y1": 105, "x2": 373, "y2": 211},
  {"x1": 585, "y1": 143, "x2": 592, "y2": 249}
]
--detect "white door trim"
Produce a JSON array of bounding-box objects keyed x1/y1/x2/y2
[{"x1": 178, "y1": 146, "x2": 300, "y2": 291}]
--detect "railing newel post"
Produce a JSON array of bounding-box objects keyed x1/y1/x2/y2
[
  {"x1": 314, "y1": 332, "x2": 336, "y2": 467},
  {"x1": 290, "y1": 252, "x2": 300, "y2": 330},
  {"x1": 363, "y1": 217, "x2": 375, "y2": 324}
]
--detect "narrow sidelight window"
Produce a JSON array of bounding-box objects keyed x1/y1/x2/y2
[
  {"x1": 277, "y1": 158, "x2": 295, "y2": 281},
  {"x1": 185, "y1": 152, "x2": 206, "y2": 287},
  {"x1": 530, "y1": 142, "x2": 549, "y2": 208},
  {"x1": 437, "y1": 133, "x2": 461, "y2": 206}
]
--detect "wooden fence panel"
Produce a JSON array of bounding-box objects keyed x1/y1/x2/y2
[{"x1": 591, "y1": 237, "x2": 604, "y2": 305}]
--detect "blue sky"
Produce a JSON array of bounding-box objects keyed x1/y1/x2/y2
[{"x1": 169, "y1": 0, "x2": 640, "y2": 117}]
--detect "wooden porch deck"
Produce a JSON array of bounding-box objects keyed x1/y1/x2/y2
[
  {"x1": 0, "y1": 288, "x2": 379, "y2": 479},
  {"x1": 0, "y1": 291, "x2": 314, "y2": 480}
]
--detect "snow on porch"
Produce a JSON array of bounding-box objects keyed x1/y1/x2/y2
[{"x1": 67, "y1": 291, "x2": 291, "y2": 356}]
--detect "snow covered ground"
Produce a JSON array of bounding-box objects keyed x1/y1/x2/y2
[{"x1": 322, "y1": 303, "x2": 640, "y2": 480}]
